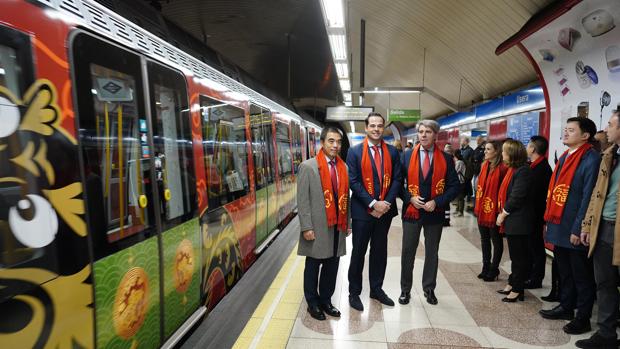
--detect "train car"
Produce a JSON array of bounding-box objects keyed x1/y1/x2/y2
[{"x1": 0, "y1": 1, "x2": 320, "y2": 348}]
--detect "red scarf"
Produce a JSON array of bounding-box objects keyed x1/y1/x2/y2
[
  {"x1": 404, "y1": 144, "x2": 447, "y2": 219},
  {"x1": 529, "y1": 156, "x2": 546, "y2": 169},
  {"x1": 316, "y1": 149, "x2": 349, "y2": 232},
  {"x1": 361, "y1": 139, "x2": 392, "y2": 200},
  {"x1": 474, "y1": 161, "x2": 507, "y2": 227},
  {"x1": 544, "y1": 143, "x2": 592, "y2": 224},
  {"x1": 497, "y1": 167, "x2": 515, "y2": 233}
]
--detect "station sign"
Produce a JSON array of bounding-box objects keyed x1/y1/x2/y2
[
  {"x1": 326, "y1": 106, "x2": 374, "y2": 121},
  {"x1": 388, "y1": 109, "x2": 421, "y2": 122}
]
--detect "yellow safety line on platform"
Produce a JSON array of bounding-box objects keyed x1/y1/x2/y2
[{"x1": 233, "y1": 244, "x2": 304, "y2": 349}]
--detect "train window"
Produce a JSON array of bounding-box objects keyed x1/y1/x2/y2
[
  {"x1": 275, "y1": 120, "x2": 292, "y2": 177},
  {"x1": 249, "y1": 105, "x2": 272, "y2": 190},
  {"x1": 147, "y1": 61, "x2": 196, "y2": 228},
  {"x1": 72, "y1": 33, "x2": 154, "y2": 259},
  {"x1": 200, "y1": 96, "x2": 249, "y2": 209},
  {"x1": 0, "y1": 26, "x2": 48, "y2": 269},
  {"x1": 290, "y1": 121, "x2": 302, "y2": 173}
]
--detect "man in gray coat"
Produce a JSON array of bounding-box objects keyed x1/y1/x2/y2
[{"x1": 297, "y1": 126, "x2": 351, "y2": 321}]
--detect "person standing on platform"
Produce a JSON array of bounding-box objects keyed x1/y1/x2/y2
[
  {"x1": 399, "y1": 120, "x2": 459, "y2": 306},
  {"x1": 297, "y1": 126, "x2": 350, "y2": 321},
  {"x1": 495, "y1": 140, "x2": 533, "y2": 302},
  {"x1": 347, "y1": 112, "x2": 402, "y2": 311},
  {"x1": 453, "y1": 150, "x2": 467, "y2": 217},
  {"x1": 539, "y1": 117, "x2": 599, "y2": 336},
  {"x1": 474, "y1": 140, "x2": 507, "y2": 281},
  {"x1": 524, "y1": 136, "x2": 552, "y2": 289},
  {"x1": 577, "y1": 110, "x2": 620, "y2": 349}
]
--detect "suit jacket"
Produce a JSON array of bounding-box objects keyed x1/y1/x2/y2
[
  {"x1": 401, "y1": 147, "x2": 460, "y2": 224},
  {"x1": 546, "y1": 148, "x2": 600, "y2": 249},
  {"x1": 296, "y1": 157, "x2": 350, "y2": 259},
  {"x1": 582, "y1": 145, "x2": 620, "y2": 264},
  {"x1": 502, "y1": 165, "x2": 533, "y2": 236},
  {"x1": 530, "y1": 158, "x2": 552, "y2": 225},
  {"x1": 346, "y1": 141, "x2": 403, "y2": 221}
]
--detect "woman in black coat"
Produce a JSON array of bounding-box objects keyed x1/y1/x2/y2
[{"x1": 495, "y1": 139, "x2": 533, "y2": 302}]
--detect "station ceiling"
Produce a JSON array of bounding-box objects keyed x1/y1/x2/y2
[{"x1": 147, "y1": 0, "x2": 553, "y2": 130}]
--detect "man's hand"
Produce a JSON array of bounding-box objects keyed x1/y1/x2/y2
[
  {"x1": 370, "y1": 209, "x2": 384, "y2": 218},
  {"x1": 496, "y1": 212, "x2": 507, "y2": 226},
  {"x1": 570, "y1": 234, "x2": 581, "y2": 246},
  {"x1": 423, "y1": 200, "x2": 436, "y2": 212},
  {"x1": 303, "y1": 230, "x2": 316, "y2": 241},
  {"x1": 411, "y1": 196, "x2": 425, "y2": 209},
  {"x1": 373, "y1": 201, "x2": 391, "y2": 214},
  {"x1": 580, "y1": 232, "x2": 590, "y2": 246}
]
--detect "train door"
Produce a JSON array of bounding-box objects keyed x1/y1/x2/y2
[
  {"x1": 275, "y1": 119, "x2": 292, "y2": 224},
  {"x1": 73, "y1": 33, "x2": 197, "y2": 347},
  {"x1": 249, "y1": 105, "x2": 270, "y2": 246},
  {"x1": 145, "y1": 61, "x2": 199, "y2": 340},
  {"x1": 265, "y1": 117, "x2": 279, "y2": 235}
]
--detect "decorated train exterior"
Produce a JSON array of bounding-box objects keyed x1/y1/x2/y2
[{"x1": 0, "y1": 1, "x2": 321, "y2": 348}]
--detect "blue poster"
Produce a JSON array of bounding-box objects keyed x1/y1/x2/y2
[{"x1": 507, "y1": 115, "x2": 522, "y2": 141}]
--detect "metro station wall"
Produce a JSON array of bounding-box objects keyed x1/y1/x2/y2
[{"x1": 522, "y1": 0, "x2": 620, "y2": 163}]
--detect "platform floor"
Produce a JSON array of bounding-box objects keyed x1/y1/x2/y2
[{"x1": 229, "y1": 202, "x2": 615, "y2": 349}]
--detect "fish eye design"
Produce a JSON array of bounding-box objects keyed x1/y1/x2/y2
[{"x1": 9, "y1": 194, "x2": 59, "y2": 248}]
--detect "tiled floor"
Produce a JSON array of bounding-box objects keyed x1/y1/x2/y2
[{"x1": 233, "y1": 201, "x2": 618, "y2": 348}]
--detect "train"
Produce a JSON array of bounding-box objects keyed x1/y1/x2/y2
[{"x1": 0, "y1": 0, "x2": 322, "y2": 348}]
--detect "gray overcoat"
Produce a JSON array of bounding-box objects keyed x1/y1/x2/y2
[{"x1": 296, "y1": 157, "x2": 350, "y2": 259}]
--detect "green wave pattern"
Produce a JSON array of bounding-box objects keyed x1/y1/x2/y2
[
  {"x1": 162, "y1": 218, "x2": 200, "y2": 339},
  {"x1": 94, "y1": 237, "x2": 161, "y2": 349}
]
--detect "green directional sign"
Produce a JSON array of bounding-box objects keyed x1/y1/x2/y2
[{"x1": 388, "y1": 109, "x2": 421, "y2": 122}]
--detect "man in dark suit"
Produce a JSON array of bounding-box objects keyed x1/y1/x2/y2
[
  {"x1": 539, "y1": 117, "x2": 600, "y2": 335},
  {"x1": 524, "y1": 136, "x2": 552, "y2": 289},
  {"x1": 399, "y1": 120, "x2": 460, "y2": 305},
  {"x1": 347, "y1": 112, "x2": 402, "y2": 311}
]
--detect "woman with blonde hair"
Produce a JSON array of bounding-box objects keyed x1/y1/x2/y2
[
  {"x1": 474, "y1": 140, "x2": 507, "y2": 281},
  {"x1": 496, "y1": 139, "x2": 533, "y2": 302}
]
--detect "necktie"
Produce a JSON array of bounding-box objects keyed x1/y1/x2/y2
[
  {"x1": 373, "y1": 145, "x2": 383, "y2": 189},
  {"x1": 329, "y1": 160, "x2": 338, "y2": 212},
  {"x1": 422, "y1": 149, "x2": 431, "y2": 179}
]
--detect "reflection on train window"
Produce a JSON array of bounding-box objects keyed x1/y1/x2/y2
[
  {"x1": 291, "y1": 122, "x2": 302, "y2": 173},
  {"x1": 201, "y1": 96, "x2": 249, "y2": 209},
  {"x1": 250, "y1": 106, "x2": 272, "y2": 190},
  {"x1": 0, "y1": 45, "x2": 20, "y2": 96},
  {"x1": 276, "y1": 120, "x2": 292, "y2": 177},
  {"x1": 148, "y1": 62, "x2": 196, "y2": 227},
  {"x1": 0, "y1": 33, "x2": 45, "y2": 268},
  {"x1": 83, "y1": 63, "x2": 151, "y2": 243}
]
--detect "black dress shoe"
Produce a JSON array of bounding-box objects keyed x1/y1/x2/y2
[
  {"x1": 423, "y1": 289, "x2": 438, "y2": 305},
  {"x1": 502, "y1": 292, "x2": 524, "y2": 302},
  {"x1": 496, "y1": 288, "x2": 511, "y2": 295},
  {"x1": 539, "y1": 305, "x2": 574, "y2": 320},
  {"x1": 320, "y1": 303, "x2": 341, "y2": 317},
  {"x1": 524, "y1": 279, "x2": 542, "y2": 289},
  {"x1": 307, "y1": 305, "x2": 326, "y2": 320},
  {"x1": 563, "y1": 317, "x2": 591, "y2": 335},
  {"x1": 370, "y1": 291, "x2": 395, "y2": 306},
  {"x1": 398, "y1": 292, "x2": 411, "y2": 305},
  {"x1": 349, "y1": 295, "x2": 364, "y2": 311},
  {"x1": 575, "y1": 332, "x2": 619, "y2": 348},
  {"x1": 541, "y1": 290, "x2": 559, "y2": 302}
]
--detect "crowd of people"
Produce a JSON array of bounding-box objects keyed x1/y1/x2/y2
[{"x1": 296, "y1": 111, "x2": 620, "y2": 348}]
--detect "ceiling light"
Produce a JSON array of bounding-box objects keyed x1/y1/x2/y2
[
  {"x1": 328, "y1": 34, "x2": 347, "y2": 60},
  {"x1": 320, "y1": 0, "x2": 345, "y2": 28},
  {"x1": 349, "y1": 121, "x2": 355, "y2": 132},
  {"x1": 360, "y1": 87, "x2": 422, "y2": 94},
  {"x1": 343, "y1": 92, "x2": 352, "y2": 102},
  {"x1": 335, "y1": 62, "x2": 348, "y2": 79},
  {"x1": 340, "y1": 79, "x2": 351, "y2": 92},
  {"x1": 344, "y1": 101, "x2": 352, "y2": 107}
]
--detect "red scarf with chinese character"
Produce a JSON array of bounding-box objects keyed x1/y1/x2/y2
[
  {"x1": 361, "y1": 139, "x2": 392, "y2": 200},
  {"x1": 529, "y1": 156, "x2": 546, "y2": 169},
  {"x1": 544, "y1": 143, "x2": 592, "y2": 224},
  {"x1": 404, "y1": 144, "x2": 447, "y2": 220},
  {"x1": 316, "y1": 149, "x2": 349, "y2": 232},
  {"x1": 497, "y1": 167, "x2": 515, "y2": 233},
  {"x1": 474, "y1": 161, "x2": 507, "y2": 227}
]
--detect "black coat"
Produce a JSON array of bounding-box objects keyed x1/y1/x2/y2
[
  {"x1": 529, "y1": 158, "x2": 552, "y2": 225},
  {"x1": 502, "y1": 165, "x2": 533, "y2": 236}
]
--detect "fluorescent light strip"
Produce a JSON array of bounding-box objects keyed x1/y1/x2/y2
[
  {"x1": 335, "y1": 62, "x2": 348, "y2": 79},
  {"x1": 340, "y1": 79, "x2": 351, "y2": 92},
  {"x1": 343, "y1": 92, "x2": 352, "y2": 102},
  {"x1": 328, "y1": 34, "x2": 347, "y2": 60},
  {"x1": 320, "y1": 0, "x2": 345, "y2": 28}
]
